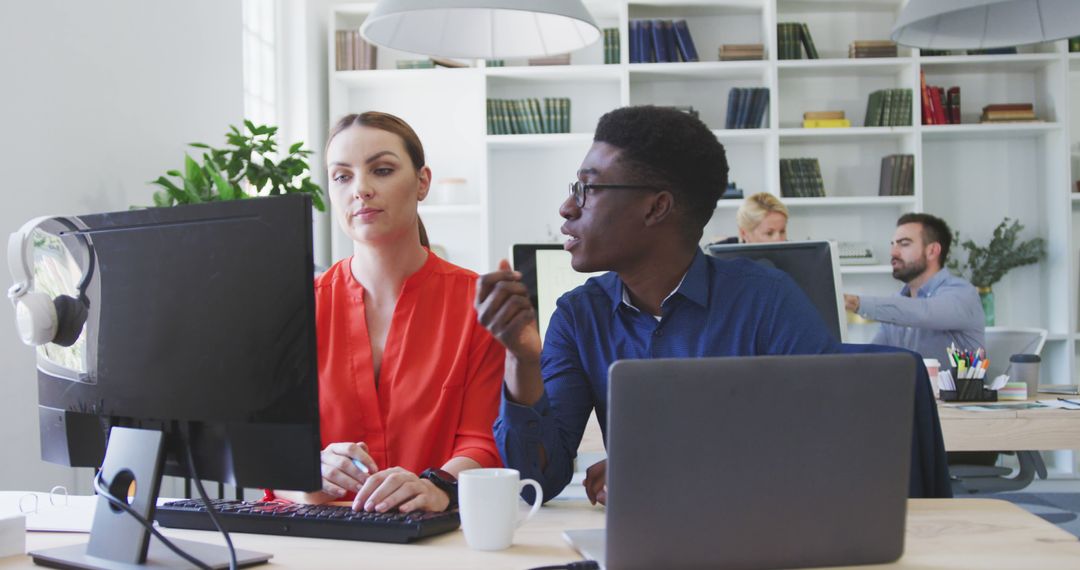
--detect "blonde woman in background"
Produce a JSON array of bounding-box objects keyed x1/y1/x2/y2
[{"x1": 736, "y1": 192, "x2": 789, "y2": 243}]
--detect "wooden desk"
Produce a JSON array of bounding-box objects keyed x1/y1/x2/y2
[
  {"x1": 3, "y1": 499, "x2": 1078, "y2": 569},
  {"x1": 938, "y1": 394, "x2": 1080, "y2": 451}
]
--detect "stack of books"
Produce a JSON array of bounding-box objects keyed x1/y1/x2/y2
[
  {"x1": 725, "y1": 88, "x2": 769, "y2": 129},
  {"x1": 719, "y1": 44, "x2": 764, "y2": 61},
  {"x1": 629, "y1": 19, "x2": 699, "y2": 63},
  {"x1": 721, "y1": 181, "x2": 744, "y2": 200},
  {"x1": 920, "y1": 49, "x2": 950, "y2": 57},
  {"x1": 779, "y1": 158, "x2": 825, "y2": 198},
  {"x1": 802, "y1": 111, "x2": 849, "y2": 128},
  {"x1": 920, "y1": 72, "x2": 961, "y2": 125},
  {"x1": 485, "y1": 60, "x2": 505, "y2": 67},
  {"x1": 980, "y1": 103, "x2": 1038, "y2": 123},
  {"x1": 848, "y1": 40, "x2": 897, "y2": 58},
  {"x1": 778, "y1": 23, "x2": 818, "y2": 60},
  {"x1": 603, "y1": 28, "x2": 621, "y2": 64},
  {"x1": 864, "y1": 89, "x2": 912, "y2": 127},
  {"x1": 528, "y1": 54, "x2": 571, "y2": 66},
  {"x1": 335, "y1": 30, "x2": 377, "y2": 71},
  {"x1": 878, "y1": 155, "x2": 915, "y2": 197},
  {"x1": 486, "y1": 98, "x2": 571, "y2": 135}
]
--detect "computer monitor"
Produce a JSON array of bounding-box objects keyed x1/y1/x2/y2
[
  {"x1": 10, "y1": 195, "x2": 320, "y2": 568},
  {"x1": 510, "y1": 244, "x2": 603, "y2": 342},
  {"x1": 706, "y1": 241, "x2": 847, "y2": 342}
]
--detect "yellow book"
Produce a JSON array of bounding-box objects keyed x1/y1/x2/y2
[{"x1": 802, "y1": 119, "x2": 852, "y2": 128}]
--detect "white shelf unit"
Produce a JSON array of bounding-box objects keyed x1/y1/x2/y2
[{"x1": 327, "y1": 1, "x2": 1080, "y2": 397}]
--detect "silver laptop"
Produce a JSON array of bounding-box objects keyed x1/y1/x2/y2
[{"x1": 565, "y1": 353, "x2": 914, "y2": 570}]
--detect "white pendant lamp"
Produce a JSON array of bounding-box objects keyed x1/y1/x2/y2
[
  {"x1": 892, "y1": 0, "x2": 1080, "y2": 50},
  {"x1": 360, "y1": 0, "x2": 601, "y2": 59}
]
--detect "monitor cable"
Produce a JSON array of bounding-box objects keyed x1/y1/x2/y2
[
  {"x1": 92, "y1": 470, "x2": 214, "y2": 570},
  {"x1": 183, "y1": 428, "x2": 239, "y2": 570}
]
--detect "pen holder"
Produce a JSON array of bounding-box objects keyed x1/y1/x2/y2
[{"x1": 940, "y1": 376, "x2": 997, "y2": 402}]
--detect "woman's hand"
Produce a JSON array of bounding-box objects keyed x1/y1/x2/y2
[
  {"x1": 320, "y1": 441, "x2": 379, "y2": 498},
  {"x1": 352, "y1": 467, "x2": 450, "y2": 513}
]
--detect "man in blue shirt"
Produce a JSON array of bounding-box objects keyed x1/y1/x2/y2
[
  {"x1": 474, "y1": 106, "x2": 839, "y2": 504},
  {"x1": 843, "y1": 213, "x2": 985, "y2": 369}
]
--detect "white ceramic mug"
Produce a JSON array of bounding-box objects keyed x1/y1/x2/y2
[{"x1": 458, "y1": 468, "x2": 543, "y2": 550}]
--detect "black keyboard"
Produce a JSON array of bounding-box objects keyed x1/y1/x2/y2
[{"x1": 155, "y1": 499, "x2": 460, "y2": 544}]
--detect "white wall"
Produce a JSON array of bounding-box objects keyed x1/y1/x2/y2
[{"x1": 0, "y1": 0, "x2": 243, "y2": 492}]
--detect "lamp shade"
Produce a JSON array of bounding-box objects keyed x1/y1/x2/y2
[
  {"x1": 891, "y1": 0, "x2": 1080, "y2": 49},
  {"x1": 360, "y1": 0, "x2": 601, "y2": 59}
]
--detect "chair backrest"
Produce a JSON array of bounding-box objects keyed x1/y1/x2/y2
[{"x1": 985, "y1": 327, "x2": 1048, "y2": 380}]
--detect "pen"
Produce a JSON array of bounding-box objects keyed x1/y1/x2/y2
[
  {"x1": 352, "y1": 458, "x2": 371, "y2": 475},
  {"x1": 1058, "y1": 398, "x2": 1080, "y2": 406}
]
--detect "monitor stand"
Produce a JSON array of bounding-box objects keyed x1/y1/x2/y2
[{"x1": 29, "y1": 426, "x2": 271, "y2": 569}]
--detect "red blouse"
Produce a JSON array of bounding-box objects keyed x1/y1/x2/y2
[{"x1": 314, "y1": 251, "x2": 504, "y2": 499}]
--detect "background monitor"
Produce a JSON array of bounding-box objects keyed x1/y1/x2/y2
[
  {"x1": 16, "y1": 195, "x2": 321, "y2": 567},
  {"x1": 511, "y1": 244, "x2": 604, "y2": 343},
  {"x1": 706, "y1": 241, "x2": 847, "y2": 342}
]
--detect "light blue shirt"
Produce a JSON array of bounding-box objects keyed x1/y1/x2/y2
[{"x1": 858, "y1": 268, "x2": 985, "y2": 367}]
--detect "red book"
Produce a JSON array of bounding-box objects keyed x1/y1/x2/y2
[
  {"x1": 920, "y1": 71, "x2": 934, "y2": 125},
  {"x1": 983, "y1": 103, "x2": 1033, "y2": 112},
  {"x1": 947, "y1": 87, "x2": 961, "y2": 124},
  {"x1": 933, "y1": 86, "x2": 947, "y2": 125}
]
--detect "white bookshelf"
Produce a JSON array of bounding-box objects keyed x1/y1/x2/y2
[{"x1": 327, "y1": 1, "x2": 1080, "y2": 409}]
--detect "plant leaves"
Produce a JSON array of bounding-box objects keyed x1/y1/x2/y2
[{"x1": 289, "y1": 141, "x2": 304, "y2": 154}]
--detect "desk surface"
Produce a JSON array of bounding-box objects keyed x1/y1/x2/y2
[
  {"x1": 3, "y1": 499, "x2": 1079, "y2": 569},
  {"x1": 938, "y1": 394, "x2": 1080, "y2": 451}
]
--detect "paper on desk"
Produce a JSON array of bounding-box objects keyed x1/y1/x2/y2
[
  {"x1": 954, "y1": 402, "x2": 1054, "y2": 412},
  {"x1": 1036, "y1": 399, "x2": 1080, "y2": 410},
  {"x1": 0, "y1": 491, "x2": 96, "y2": 532}
]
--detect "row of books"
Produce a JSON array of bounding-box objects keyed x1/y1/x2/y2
[
  {"x1": 980, "y1": 103, "x2": 1038, "y2": 123},
  {"x1": 922, "y1": 47, "x2": 1019, "y2": 56},
  {"x1": 1071, "y1": 37, "x2": 1080, "y2": 53},
  {"x1": 628, "y1": 19, "x2": 699, "y2": 63},
  {"x1": 719, "y1": 44, "x2": 764, "y2": 61},
  {"x1": 779, "y1": 158, "x2": 825, "y2": 198},
  {"x1": 802, "y1": 111, "x2": 849, "y2": 128},
  {"x1": 334, "y1": 30, "x2": 377, "y2": 71},
  {"x1": 919, "y1": 72, "x2": 960, "y2": 125},
  {"x1": 878, "y1": 154, "x2": 915, "y2": 197},
  {"x1": 778, "y1": 22, "x2": 818, "y2": 60},
  {"x1": 724, "y1": 88, "x2": 769, "y2": 129},
  {"x1": 865, "y1": 89, "x2": 913, "y2": 127},
  {"x1": 486, "y1": 98, "x2": 571, "y2": 135},
  {"x1": 849, "y1": 40, "x2": 897, "y2": 59},
  {"x1": 603, "y1": 28, "x2": 621, "y2": 64}
]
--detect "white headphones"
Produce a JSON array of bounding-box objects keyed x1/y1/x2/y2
[{"x1": 7, "y1": 216, "x2": 94, "y2": 347}]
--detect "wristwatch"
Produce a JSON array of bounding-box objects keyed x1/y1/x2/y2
[{"x1": 419, "y1": 468, "x2": 458, "y2": 510}]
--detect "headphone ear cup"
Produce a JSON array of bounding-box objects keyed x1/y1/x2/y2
[
  {"x1": 14, "y1": 291, "x2": 58, "y2": 346},
  {"x1": 52, "y1": 294, "x2": 88, "y2": 347}
]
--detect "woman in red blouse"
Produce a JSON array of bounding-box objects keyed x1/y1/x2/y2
[{"x1": 277, "y1": 112, "x2": 504, "y2": 513}]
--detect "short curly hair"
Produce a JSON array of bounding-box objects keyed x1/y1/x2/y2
[{"x1": 593, "y1": 106, "x2": 729, "y2": 241}]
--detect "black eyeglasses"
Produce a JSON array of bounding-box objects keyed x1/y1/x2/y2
[{"x1": 568, "y1": 181, "x2": 660, "y2": 208}]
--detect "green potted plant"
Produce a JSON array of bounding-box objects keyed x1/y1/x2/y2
[
  {"x1": 946, "y1": 218, "x2": 1046, "y2": 326},
  {"x1": 149, "y1": 120, "x2": 325, "y2": 211}
]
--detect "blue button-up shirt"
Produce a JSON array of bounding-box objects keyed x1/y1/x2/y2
[
  {"x1": 494, "y1": 249, "x2": 840, "y2": 501},
  {"x1": 858, "y1": 268, "x2": 985, "y2": 367}
]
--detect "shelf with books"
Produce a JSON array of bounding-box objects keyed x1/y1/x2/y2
[
  {"x1": 778, "y1": 126, "x2": 914, "y2": 141},
  {"x1": 919, "y1": 122, "x2": 1062, "y2": 141},
  {"x1": 776, "y1": 0, "x2": 910, "y2": 60},
  {"x1": 628, "y1": 2, "x2": 766, "y2": 64},
  {"x1": 778, "y1": 73, "x2": 912, "y2": 128}
]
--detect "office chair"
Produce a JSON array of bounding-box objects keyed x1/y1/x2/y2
[{"x1": 949, "y1": 327, "x2": 1049, "y2": 495}]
